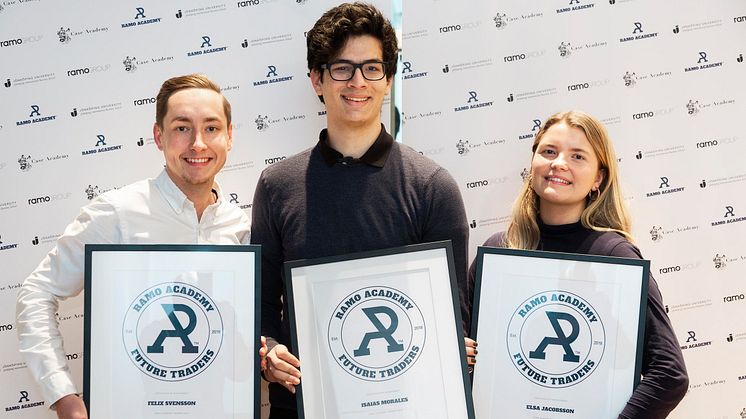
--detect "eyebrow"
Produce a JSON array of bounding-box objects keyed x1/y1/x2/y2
[
  {"x1": 169, "y1": 115, "x2": 223, "y2": 123},
  {"x1": 539, "y1": 143, "x2": 591, "y2": 153}
]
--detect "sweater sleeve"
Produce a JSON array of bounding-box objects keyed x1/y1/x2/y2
[
  {"x1": 421, "y1": 167, "x2": 470, "y2": 335},
  {"x1": 251, "y1": 172, "x2": 284, "y2": 346},
  {"x1": 609, "y1": 241, "x2": 689, "y2": 419}
]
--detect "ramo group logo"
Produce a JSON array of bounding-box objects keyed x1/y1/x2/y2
[
  {"x1": 328, "y1": 286, "x2": 425, "y2": 381},
  {"x1": 122, "y1": 281, "x2": 223, "y2": 381},
  {"x1": 507, "y1": 290, "x2": 605, "y2": 388}
]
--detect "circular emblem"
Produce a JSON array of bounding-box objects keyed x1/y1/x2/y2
[
  {"x1": 122, "y1": 282, "x2": 223, "y2": 381},
  {"x1": 328, "y1": 286, "x2": 425, "y2": 381},
  {"x1": 506, "y1": 290, "x2": 605, "y2": 388}
]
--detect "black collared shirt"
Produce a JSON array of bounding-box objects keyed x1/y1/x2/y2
[{"x1": 317, "y1": 123, "x2": 394, "y2": 168}]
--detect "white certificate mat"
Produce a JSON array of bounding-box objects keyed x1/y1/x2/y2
[
  {"x1": 83, "y1": 244, "x2": 261, "y2": 419},
  {"x1": 471, "y1": 248, "x2": 648, "y2": 418},
  {"x1": 285, "y1": 241, "x2": 474, "y2": 419}
]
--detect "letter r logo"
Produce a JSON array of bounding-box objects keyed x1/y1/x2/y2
[
  {"x1": 633, "y1": 22, "x2": 643, "y2": 34},
  {"x1": 353, "y1": 306, "x2": 404, "y2": 357},
  {"x1": 29, "y1": 105, "x2": 40, "y2": 117},
  {"x1": 201, "y1": 36, "x2": 212, "y2": 48},
  {"x1": 467, "y1": 91, "x2": 478, "y2": 103},
  {"x1": 266, "y1": 65, "x2": 278, "y2": 77},
  {"x1": 529, "y1": 311, "x2": 580, "y2": 363},
  {"x1": 18, "y1": 391, "x2": 30, "y2": 403},
  {"x1": 402, "y1": 61, "x2": 412, "y2": 73},
  {"x1": 147, "y1": 304, "x2": 199, "y2": 354},
  {"x1": 135, "y1": 7, "x2": 146, "y2": 19}
]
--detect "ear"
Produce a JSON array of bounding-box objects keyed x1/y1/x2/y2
[
  {"x1": 153, "y1": 123, "x2": 164, "y2": 151},
  {"x1": 593, "y1": 168, "x2": 606, "y2": 191},
  {"x1": 310, "y1": 68, "x2": 324, "y2": 97},
  {"x1": 227, "y1": 123, "x2": 233, "y2": 151}
]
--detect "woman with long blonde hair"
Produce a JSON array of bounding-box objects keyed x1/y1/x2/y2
[{"x1": 468, "y1": 111, "x2": 688, "y2": 418}]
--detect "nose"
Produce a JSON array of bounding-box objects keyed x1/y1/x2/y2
[
  {"x1": 550, "y1": 153, "x2": 568, "y2": 170},
  {"x1": 347, "y1": 66, "x2": 368, "y2": 88},
  {"x1": 191, "y1": 132, "x2": 208, "y2": 151}
]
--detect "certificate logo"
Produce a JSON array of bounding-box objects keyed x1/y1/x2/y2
[
  {"x1": 328, "y1": 286, "x2": 425, "y2": 381},
  {"x1": 507, "y1": 291, "x2": 605, "y2": 388},
  {"x1": 123, "y1": 281, "x2": 223, "y2": 381}
]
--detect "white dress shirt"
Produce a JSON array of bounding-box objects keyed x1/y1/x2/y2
[{"x1": 16, "y1": 170, "x2": 250, "y2": 407}]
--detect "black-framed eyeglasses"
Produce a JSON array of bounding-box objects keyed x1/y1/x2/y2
[{"x1": 321, "y1": 61, "x2": 387, "y2": 81}]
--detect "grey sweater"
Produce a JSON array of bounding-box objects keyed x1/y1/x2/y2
[{"x1": 251, "y1": 126, "x2": 469, "y2": 411}]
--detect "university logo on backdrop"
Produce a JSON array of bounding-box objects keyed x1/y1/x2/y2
[{"x1": 328, "y1": 286, "x2": 426, "y2": 381}]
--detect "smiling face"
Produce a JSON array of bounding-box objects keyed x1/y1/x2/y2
[
  {"x1": 310, "y1": 34, "x2": 391, "y2": 133},
  {"x1": 531, "y1": 122, "x2": 604, "y2": 223},
  {"x1": 153, "y1": 88, "x2": 232, "y2": 196}
]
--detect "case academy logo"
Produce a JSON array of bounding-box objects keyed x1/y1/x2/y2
[
  {"x1": 623, "y1": 70, "x2": 672, "y2": 88},
  {"x1": 255, "y1": 115, "x2": 274, "y2": 131},
  {"x1": 507, "y1": 290, "x2": 604, "y2": 388},
  {"x1": 454, "y1": 91, "x2": 493, "y2": 112},
  {"x1": 123, "y1": 55, "x2": 137, "y2": 72},
  {"x1": 492, "y1": 11, "x2": 544, "y2": 30},
  {"x1": 252, "y1": 65, "x2": 293, "y2": 86},
  {"x1": 18, "y1": 154, "x2": 32, "y2": 171},
  {"x1": 712, "y1": 205, "x2": 746, "y2": 227},
  {"x1": 328, "y1": 286, "x2": 425, "y2": 381},
  {"x1": 228, "y1": 193, "x2": 251, "y2": 210},
  {"x1": 714, "y1": 253, "x2": 746, "y2": 271},
  {"x1": 402, "y1": 61, "x2": 428, "y2": 80},
  {"x1": 187, "y1": 35, "x2": 227, "y2": 57},
  {"x1": 4, "y1": 391, "x2": 45, "y2": 412},
  {"x1": 17, "y1": 153, "x2": 69, "y2": 172},
  {"x1": 121, "y1": 7, "x2": 162, "y2": 28},
  {"x1": 556, "y1": 0, "x2": 595, "y2": 14},
  {"x1": 81, "y1": 134, "x2": 123, "y2": 156},
  {"x1": 686, "y1": 97, "x2": 735, "y2": 117},
  {"x1": 56, "y1": 24, "x2": 108, "y2": 44},
  {"x1": 0, "y1": 235, "x2": 19, "y2": 252},
  {"x1": 684, "y1": 51, "x2": 723, "y2": 73},
  {"x1": 123, "y1": 282, "x2": 223, "y2": 381},
  {"x1": 16, "y1": 105, "x2": 57, "y2": 126},
  {"x1": 623, "y1": 71, "x2": 637, "y2": 87},
  {"x1": 558, "y1": 41, "x2": 572, "y2": 57},
  {"x1": 85, "y1": 185, "x2": 100, "y2": 200},
  {"x1": 455, "y1": 138, "x2": 506, "y2": 156},
  {"x1": 619, "y1": 21, "x2": 658, "y2": 42},
  {"x1": 649, "y1": 226, "x2": 663, "y2": 242},
  {"x1": 646, "y1": 176, "x2": 685, "y2": 198},
  {"x1": 680, "y1": 330, "x2": 711, "y2": 350}
]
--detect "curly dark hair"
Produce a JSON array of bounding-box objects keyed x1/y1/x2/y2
[{"x1": 307, "y1": 2, "x2": 398, "y2": 80}]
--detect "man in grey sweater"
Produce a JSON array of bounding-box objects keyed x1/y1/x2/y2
[{"x1": 250, "y1": 3, "x2": 470, "y2": 418}]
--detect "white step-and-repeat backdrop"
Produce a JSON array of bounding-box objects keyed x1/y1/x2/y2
[
  {"x1": 1, "y1": 0, "x2": 744, "y2": 418},
  {"x1": 402, "y1": 1, "x2": 745, "y2": 418}
]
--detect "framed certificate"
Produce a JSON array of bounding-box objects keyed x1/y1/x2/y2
[
  {"x1": 83, "y1": 244, "x2": 261, "y2": 418},
  {"x1": 470, "y1": 247, "x2": 649, "y2": 418},
  {"x1": 285, "y1": 241, "x2": 475, "y2": 419}
]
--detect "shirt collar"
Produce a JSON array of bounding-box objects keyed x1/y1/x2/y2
[
  {"x1": 317, "y1": 124, "x2": 393, "y2": 168},
  {"x1": 155, "y1": 170, "x2": 223, "y2": 214}
]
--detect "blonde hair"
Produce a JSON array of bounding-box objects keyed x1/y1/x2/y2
[{"x1": 505, "y1": 110, "x2": 632, "y2": 249}]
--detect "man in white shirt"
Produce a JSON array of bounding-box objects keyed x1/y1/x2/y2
[{"x1": 16, "y1": 74, "x2": 250, "y2": 419}]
